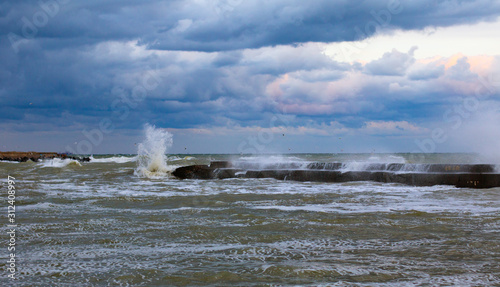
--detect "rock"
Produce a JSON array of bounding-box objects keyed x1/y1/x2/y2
[{"x1": 172, "y1": 165, "x2": 215, "y2": 179}]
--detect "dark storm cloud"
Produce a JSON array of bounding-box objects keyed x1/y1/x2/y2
[
  {"x1": 1, "y1": 0, "x2": 500, "y2": 153},
  {"x1": 3, "y1": 0, "x2": 500, "y2": 52},
  {"x1": 145, "y1": 0, "x2": 500, "y2": 51}
]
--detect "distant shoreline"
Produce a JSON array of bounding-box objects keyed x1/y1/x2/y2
[{"x1": 0, "y1": 151, "x2": 90, "y2": 162}]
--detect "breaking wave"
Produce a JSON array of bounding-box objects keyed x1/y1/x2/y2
[
  {"x1": 40, "y1": 158, "x2": 82, "y2": 168},
  {"x1": 89, "y1": 156, "x2": 137, "y2": 164}
]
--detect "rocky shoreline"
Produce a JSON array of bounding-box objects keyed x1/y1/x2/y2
[{"x1": 0, "y1": 151, "x2": 90, "y2": 162}]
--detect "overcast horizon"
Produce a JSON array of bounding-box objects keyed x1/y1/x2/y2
[{"x1": 2, "y1": 0, "x2": 500, "y2": 156}]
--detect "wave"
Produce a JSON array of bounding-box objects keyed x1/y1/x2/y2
[
  {"x1": 89, "y1": 156, "x2": 137, "y2": 164},
  {"x1": 238, "y1": 155, "x2": 304, "y2": 162},
  {"x1": 40, "y1": 158, "x2": 82, "y2": 168},
  {"x1": 169, "y1": 156, "x2": 197, "y2": 162}
]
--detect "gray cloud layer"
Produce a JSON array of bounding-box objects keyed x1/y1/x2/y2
[
  {"x1": 3, "y1": 0, "x2": 500, "y2": 51},
  {"x1": 1, "y1": 0, "x2": 500, "y2": 152}
]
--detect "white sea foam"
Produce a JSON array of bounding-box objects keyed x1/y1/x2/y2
[
  {"x1": 134, "y1": 124, "x2": 175, "y2": 178},
  {"x1": 169, "y1": 156, "x2": 197, "y2": 161},
  {"x1": 16, "y1": 202, "x2": 58, "y2": 211},
  {"x1": 181, "y1": 156, "x2": 197, "y2": 161},
  {"x1": 339, "y1": 155, "x2": 407, "y2": 172},
  {"x1": 40, "y1": 158, "x2": 82, "y2": 168},
  {"x1": 339, "y1": 162, "x2": 372, "y2": 172},
  {"x1": 89, "y1": 156, "x2": 137, "y2": 164},
  {"x1": 231, "y1": 154, "x2": 413, "y2": 172}
]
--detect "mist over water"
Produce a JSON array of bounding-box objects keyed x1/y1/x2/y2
[
  {"x1": 134, "y1": 124, "x2": 175, "y2": 178},
  {"x1": 449, "y1": 107, "x2": 500, "y2": 164}
]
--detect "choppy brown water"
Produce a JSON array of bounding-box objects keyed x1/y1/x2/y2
[{"x1": 1, "y1": 154, "x2": 499, "y2": 286}]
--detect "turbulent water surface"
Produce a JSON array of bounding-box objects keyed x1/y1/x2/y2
[{"x1": 1, "y1": 152, "x2": 500, "y2": 286}]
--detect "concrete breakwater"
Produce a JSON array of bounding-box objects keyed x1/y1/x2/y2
[
  {"x1": 172, "y1": 161, "x2": 500, "y2": 188},
  {"x1": 0, "y1": 151, "x2": 90, "y2": 162}
]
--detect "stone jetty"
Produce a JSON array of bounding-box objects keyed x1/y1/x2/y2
[
  {"x1": 172, "y1": 161, "x2": 500, "y2": 189},
  {"x1": 0, "y1": 151, "x2": 90, "y2": 162}
]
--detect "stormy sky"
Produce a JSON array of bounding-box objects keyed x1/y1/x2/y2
[{"x1": 1, "y1": 0, "x2": 500, "y2": 154}]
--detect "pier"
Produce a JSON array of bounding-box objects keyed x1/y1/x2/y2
[{"x1": 173, "y1": 161, "x2": 500, "y2": 188}]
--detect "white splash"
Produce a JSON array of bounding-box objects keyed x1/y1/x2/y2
[
  {"x1": 366, "y1": 155, "x2": 406, "y2": 163},
  {"x1": 339, "y1": 155, "x2": 407, "y2": 172},
  {"x1": 232, "y1": 155, "x2": 309, "y2": 170},
  {"x1": 134, "y1": 124, "x2": 175, "y2": 178}
]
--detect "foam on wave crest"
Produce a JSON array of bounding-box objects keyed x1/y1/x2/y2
[
  {"x1": 89, "y1": 156, "x2": 137, "y2": 164},
  {"x1": 40, "y1": 158, "x2": 82, "y2": 168},
  {"x1": 169, "y1": 156, "x2": 197, "y2": 162}
]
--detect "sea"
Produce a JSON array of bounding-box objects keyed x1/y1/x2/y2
[{"x1": 1, "y1": 128, "x2": 499, "y2": 286}]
